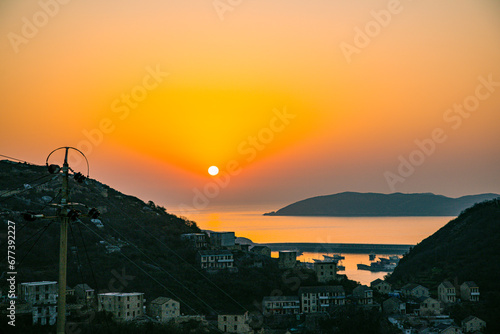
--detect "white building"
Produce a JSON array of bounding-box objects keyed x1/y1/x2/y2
[
  {"x1": 197, "y1": 250, "x2": 234, "y2": 270},
  {"x1": 19, "y1": 281, "x2": 58, "y2": 325},
  {"x1": 148, "y1": 297, "x2": 180, "y2": 321},
  {"x1": 298, "y1": 286, "x2": 345, "y2": 313},
  {"x1": 98, "y1": 292, "x2": 145, "y2": 321}
]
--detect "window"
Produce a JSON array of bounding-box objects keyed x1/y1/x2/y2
[
  {"x1": 127, "y1": 304, "x2": 130, "y2": 309},
  {"x1": 234, "y1": 325, "x2": 238, "y2": 331},
  {"x1": 223, "y1": 316, "x2": 227, "y2": 321},
  {"x1": 234, "y1": 316, "x2": 237, "y2": 321}
]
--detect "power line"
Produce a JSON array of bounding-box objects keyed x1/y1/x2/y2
[
  {"x1": 0, "y1": 174, "x2": 54, "y2": 204},
  {"x1": 0, "y1": 153, "x2": 34, "y2": 164},
  {"x1": 79, "y1": 223, "x2": 204, "y2": 317},
  {"x1": 87, "y1": 181, "x2": 249, "y2": 313},
  {"x1": 74, "y1": 220, "x2": 112, "y2": 334},
  {"x1": 16, "y1": 222, "x2": 53, "y2": 270}
]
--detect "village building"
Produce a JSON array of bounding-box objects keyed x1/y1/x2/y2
[
  {"x1": 74, "y1": 283, "x2": 95, "y2": 305},
  {"x1": 461, "y1": 315, "x2": 486, "y2": 333},
  {"x1": 181, "y1": 233, "x2": 208, "y2": 248},
  {"x1": 197, "y1": 250, "x2": 234, "y2": 270},
  {"x1": 19, "y1": 281, "x2": 58, "y2": 326},
  {"x1": 314, "y1": 261, "x2": 337, "y2": 283},
  {"x1": 371, "y1": 278, "x2": 391, "y2": 294},
  {"x1": 383, "y1": 297, "x2": 406, "y2": 315},
  {"x1": 148, "y1": 297, "x2": 180, "y2": 321},
  {"x1": 278, "y1": 250, "x2": 297, "y2": 269},
  {"x1": 460, "y1": 281, "x2": 480, "y2": 302},
  {"x1": 418, "y1": 297, "x2": 441, "y2": 316},
  {"x1": 353, "y1": 285, "x2": 374, "y2": 305},
  {"x1": 218, "y1": 312, "x2": 252, "y2": 333},
  {"x1": 298, "y1": 285, "x2": 345, "y2": 313},
  {"x1": 262, "y1": 296, "x2": 300, "y2": 315},
  {"x1": 98, "y1": 292, "x2": 145, "y2": 321},
  {"x1": 250, "y1": 245, "x2": 271, "y2": 257},
  {"x1": 401, "y1": 283, "x2": 430, "y2": 299},
  {"x1": 438, "y1": 281, "x2": 456, "y2": 304},
  {"x1": 209, "y1": 232, "x2": 235, "y2": 248}
]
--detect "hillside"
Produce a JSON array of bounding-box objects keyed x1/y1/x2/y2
[
  {"x1": 387, "y1": 198, "x2": 500, "y2": 332},
  {"x1": 264, "y1": 191, "x2": 499, "y2": 216},
  {"x1": 0, "y1": 160, "x2": 304, "y2": 318}
]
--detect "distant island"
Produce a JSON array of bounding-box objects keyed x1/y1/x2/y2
[{"x1": 264, "y1": 192, "x2": 500, "y2": 217}]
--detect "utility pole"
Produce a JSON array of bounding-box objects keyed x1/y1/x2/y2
[
  {"x1": 56, "y1": 148, "x2": 70, "y2": 334},
  {"x1": 23, "y1": 147, "x2": 96, "y2": 334}
]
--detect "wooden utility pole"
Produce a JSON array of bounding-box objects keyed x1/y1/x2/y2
[{"x1": 56, "y1": 148, "x2": 70, "y2": 334}]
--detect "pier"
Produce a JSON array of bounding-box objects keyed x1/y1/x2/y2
[{"x1": 261, "y1": 242, "x2": 413, "y2": 254}]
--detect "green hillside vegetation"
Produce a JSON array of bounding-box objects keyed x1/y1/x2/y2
[
  {"x1": 0, "y1": 160, "x2": 334, "y2": 329},
  {"x1": 387, "y1": 198, "x2": 500, "y2": 332}
]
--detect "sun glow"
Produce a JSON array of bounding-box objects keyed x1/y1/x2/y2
[{"x1": 208, "y1": 166, "x2": 219, "y2": 176}]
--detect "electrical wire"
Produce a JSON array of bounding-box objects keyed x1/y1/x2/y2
[
  {"x1": 87, "y1": 181, "x2": 249, "y2": 313},
  {"x1": 69, "y1": 223, "x2": 95, "y2": 334},
  {"x1": 75, "y1": 221, "x2": 112, "y2": 334},
  {"x1": 0, "y1": 153, "x2": 34, "y2": 164}
]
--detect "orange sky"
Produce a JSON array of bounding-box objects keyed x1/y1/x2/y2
[{"x1": 1, "y1": 0, "x2": 500, "y2": 212}]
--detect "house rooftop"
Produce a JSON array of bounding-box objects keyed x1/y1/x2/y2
[
  {"x1": 74, "y1": 283, "x2": 94, "y2": 291},
  {"x1": 402, "y1": 283, "x2": 428, "y2": 291},
  {"x1": 384, "y1": 296, "x2": 402, "y2": 303},
  {"x1": 440, "y1": 281, "x2": 454, "y2": 289},
  {"x1": 198, "y1": 250, "x2": 233, "y2": 255},
  {"x1": 21, "y1": 281, "x2": 57, "y2": 286},
  {"x1": 250, "y1": 246, "x2": 270, "y2": 251},
  {"x1": 98, "y1": 292, "x2": 143, "y2": 296},
  {"x1": 461, "y1": 281, "x2": 478, "y2": 288},
  {"x1": 150, "y1": 296, "x2": 176, "y2": 305},
  {"x1": 371, "y1": 278, "x2": 388, "y2": 286},
  {"x1": 298, "y1": 285, "x2": 345, "y2": 295},
  {"x1": 262, "y1": 296, "x2": 300, "y2": 302},
  {"x1": 462, "y1": 315, "x2": 483, "y2": 324}
]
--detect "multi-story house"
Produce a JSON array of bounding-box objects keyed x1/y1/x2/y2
[
  {"x1": 314, "y1": 261, "x2": 337, "y2": 283},
  {"x1": 74, "y1": 283, "x2": 95, "y2": 305},
  {"x1": 209, "y1": 232, "x2": 235, "y2": 248},
  {"x1": 218, "y1": 312, "x2": 252, "y2": 333},
  {"x1": 382, "y1": 297, "x2": 405, "y2": 315},
  {"x1": 401, "y1": 283, "x2": 429, "y2": 299},
  {"x1": 197, "y1": 250, "x2": 234, "y2": 270},
  {"x1": 298, "y1": 286, "x2": 345, "y2": 313},
  {"x1": 371, "y1": 278, "x2": 391, "y2": 294},
  {"x1": 438, "y1": 281, "x2": 456, "y2": 304},
  {"x1": 418, "y1": 297, "x2": 441, "y2": 316},
  {"x1": 262, "y1": 296, "x2": 300, "y2": 315},
  {"x1": 250, "y1": 246, "x2": 271, "y2": 257},
  {"x1": 461, "y1": 315, "x2": 486, "y2": 333},
  {"x1": 278, "y1": 251, "x2": 297, "y2": 269},
  {"x1": 460, "y1": 281, "x2": 480, "y2": 302},
  {"x1": 19, "y1": 281, "x2": 58, "y2": 326},
  {"x1": 98, "y1": 292, "x2": 144, "y2": 321},
  {"x1": 148, "y1": 297, "x2": 180, "y2": 321},
  {"x1": 352, "y1": 285, "x2": 374, "y2": 305},
  {"x1": 181, "y1": 233, "x2": 208, "y2": 249}
]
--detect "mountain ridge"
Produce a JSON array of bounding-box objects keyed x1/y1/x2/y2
[{"x1": 264, "y1": 191, "x2": 500, "y2": 217}]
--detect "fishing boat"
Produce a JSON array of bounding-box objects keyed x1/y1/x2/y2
[{"x1": 323, "y1": 254, "x2": 345, "y2": 261}]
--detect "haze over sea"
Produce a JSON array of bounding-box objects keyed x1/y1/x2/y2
[{"x1": 175, "y1": 205, "x2": 453, "y2": 284}]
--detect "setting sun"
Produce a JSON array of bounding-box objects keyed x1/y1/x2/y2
[{"x1": 208, "y1": 166, "x2": 219, "y2": 176}]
